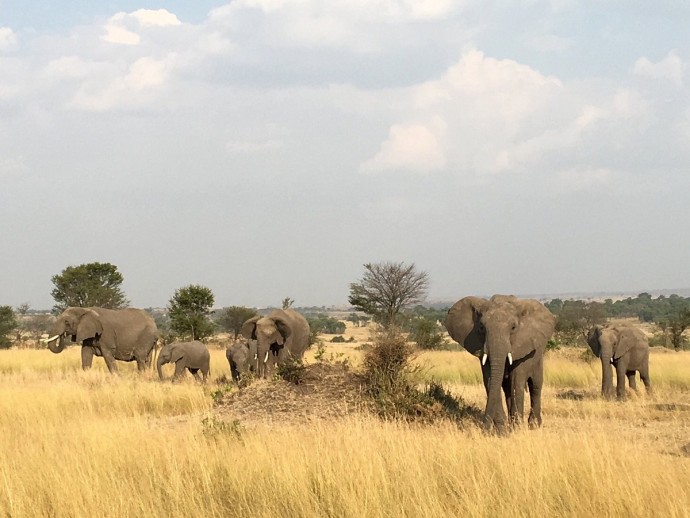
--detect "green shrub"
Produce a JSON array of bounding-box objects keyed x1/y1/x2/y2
[{"x1": 331, "y1": 335, "x2": 346, "y2": 343}]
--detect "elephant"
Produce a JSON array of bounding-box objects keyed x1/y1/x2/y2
[
  {"x1": 226, "y1": 339, "x2": 258, "y2": 384},
  {"x1": 444, "y1": 295, "x2": 556, "y2": 431},
  {"x1": 241, "y1": 309, "x2": 310, "y2": 378},
  {"x1": 587, "y1": 324, "x2": 652, "y2": 400},
  {"x1": 157, "y1": 340, "x2": 210, "y2": 382},
  {"x1": 43, "y1": 307, "x2": 158, "y2": 373}
]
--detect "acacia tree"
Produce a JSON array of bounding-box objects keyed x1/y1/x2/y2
[
  {"x1": 217, "y1": 306, "x2": 258, "y2": 339},
  {"x1": 348, "y1": 262, "x2": 429, "y2": 328},
  {"x1": 51, "y1": 262, "x2": 128, "y2": 312},
  {"x1": 168, "y1": 285, "x2": 215, "y2": 341}
]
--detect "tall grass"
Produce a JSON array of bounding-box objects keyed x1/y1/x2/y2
[{"x1": 0, "y1": 347, "x2": 689, "y2": 517}]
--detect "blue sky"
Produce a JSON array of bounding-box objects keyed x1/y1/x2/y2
[{"x1": 1, "y1": 1, "x2": 689, "y2": 309}]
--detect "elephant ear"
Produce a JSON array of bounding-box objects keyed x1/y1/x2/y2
[
  {"x1": 587, "y1": 325, "x2": 603, "y2": 356},
  {"x1": 512, "y1": 299, "x2": 556, "y2": 359},
  {"x1": 612, "y1": 326, "x2": 636, "y2": 360},
  {"x1": 76, "y1": 310, "x2": 103, "y2": 343},
  {"x1": 241, "y1": 316, "x2": 261, "y2": 340},
  {"x1": 170, "y1": 344, "x2": 185, "y2": 363},
  {"x1": 273, "y1": 317, "x2": 291, "y2": 345},
  {"x1": 444, "y1": 297, "x2": 488, "y2": 357}
]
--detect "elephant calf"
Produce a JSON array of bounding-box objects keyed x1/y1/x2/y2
[
  {"x1": 587, "y1": 324, "x2": 652, "y2": 400},
  {"x1": 157, "y1": 341, "x2": 210, "y2": 382},
  {"x1": 226, "y1": 339, "x2": 257, "y2": 384}
]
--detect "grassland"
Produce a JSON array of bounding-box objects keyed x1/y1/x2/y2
[{"x1": 1, "y1": 332, "x2": 690, "y2": 517}]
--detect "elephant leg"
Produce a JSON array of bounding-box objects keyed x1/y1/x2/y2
[
  {"x1": 626, "y1": 371, "x2": 638, "y2": 392},
  {"x1": 640, "y1": 364, "x2": 652, "y2": 395},
  {"x1": 173, "y1": 361, "x2": 186, "y2": 381},
  {"x1": 527, "y1": 377, "x2": 543, "y2": 428},
  {"x1": 231, "y1": 364, "x2": 240, "y2": 383},
  {"x1": 81, "y1": 346, "x2": 94, "y2": 370},
  {"x1": 616, "y1": 365, "x2": 627, "y2": 400},
  {"x1": 510, "y1": 372, "x2": 526, "y2": 425},
  {"x1": 189, "y1": 368, "x2": 202, "y2": 382},
  {"x1": 480, "y1": 360, "x2": 490, "y2": 395},
  {"x1": 101, "y1": 349, "x2": 119, "y2": 374}
]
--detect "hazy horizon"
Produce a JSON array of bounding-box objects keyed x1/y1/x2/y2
[{"x1": 2, "y1": 1, "x2": 689, "y2": 310}]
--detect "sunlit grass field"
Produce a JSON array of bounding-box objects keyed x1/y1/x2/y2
[{"x1": 1, "y1": 344, "x2": 689, "y2": 517}]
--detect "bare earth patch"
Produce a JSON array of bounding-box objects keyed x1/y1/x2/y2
[{"x1": 214, "y1": 363, "x2": 369, "y2": 424}]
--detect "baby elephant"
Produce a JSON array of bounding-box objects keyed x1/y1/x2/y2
[
  {"x1": 226, "y1": 339, "x2": 257, "y2": 384},
  {"x1": 587, "y1": 324, "x2": 652, "y2": 400},
  {"x1": 157, "y1": 340, "x2": 210, "y2": 382}
]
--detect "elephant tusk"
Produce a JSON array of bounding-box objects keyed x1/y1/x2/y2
[
  {"x1": 41, "y1": 334, "x2": 61, "y2": 343},
  {"x1": 481, "y1": 353, "x2": 487, "y2": 366},
  {"x1": 254, "y1": 354, "x2": 258, "y2": 361},
  {"x1": 508, "y1": 352, "x2": 513, "y2": 365},
  {"x1": 264, "y1": 351, "x2": 269, "y2": 363}
]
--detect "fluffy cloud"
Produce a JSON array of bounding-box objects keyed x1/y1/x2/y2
[
  {"x1": 633, "y1": 51, "x2": 685, "y2": 86},
  {"x1": 360, "y1": 119, "x2": 446, "y2": 173},
  {"x1": 102, "y1": 9, "x2": 182, "y2": 45},
  {"x1": 0, "y1": 27, "x2": 17, "y2": 51}
]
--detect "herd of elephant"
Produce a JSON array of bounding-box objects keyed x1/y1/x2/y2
[{"x1": 42, "y1": 295, "x2": 652, "y2": 432}]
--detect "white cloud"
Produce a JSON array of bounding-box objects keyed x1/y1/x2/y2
[
  {"x1": 102, "y1": 9, "x2": 181, "y2": 45},
  {"x1": 633, "y1": 51, "x2": 685, "y2": 86},
  {"x1": 0, "y1": 27, "x2": 18, "y2": 51},
  {"x1": 69, "y1": 55, "x2": 177, "y2": 111},
  {"x1": 361, "y1": 118, "x2": 446, "y2": 173}
]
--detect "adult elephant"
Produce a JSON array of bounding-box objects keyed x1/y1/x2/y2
[
  {"x1": 157, "y1": 341, "x2": 210, "y2": 382},
  {"x1": 43, "y1": 307, "x2": 158, "y2": 373},
  {"x1": 444, "y1": 295, "x2": 556, "y2": 431},
  {"x1": 241, "y1": 309, "x2": 310, "y2": 378},
  {"x1": 587, "y1": 324, "x2": 651, "y2": 400}
]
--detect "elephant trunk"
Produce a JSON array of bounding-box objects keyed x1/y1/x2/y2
[
  {"x1": 485, "y1": 355, "x2": 507, "y2": 432},
  {"x1": 45, "y1": 335, "x2": 66, "y2": 354},
  {"x1": 601, "y1": 355, "x2": 614, "y2": 399}
]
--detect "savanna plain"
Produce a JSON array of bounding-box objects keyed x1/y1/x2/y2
[{"x1": 1, "y1": 322, "x2": 690, "y2": 518}]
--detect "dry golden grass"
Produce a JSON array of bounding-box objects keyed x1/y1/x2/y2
[{"x1": 1, "y1": 342, "x2": 690, "y2": 518}]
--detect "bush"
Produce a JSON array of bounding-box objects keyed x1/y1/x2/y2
[
  {"x1": 546, "y1": 338, "x2": 560, "y2": 352},
  {"x1": 307, "y1": 314, "x2": 346, "y2": 334},
  {"x1": 276, "y1": 357, "x2": 307, "y2": 385},
  {"x1": 362, "y1": 328, "x2": 480, "y2": 423},
  {"x1": 0, "y1": 306, "x2": 17, "y2": 349},
  {"x1": 410, "y1": 318, "x2": 447, "y2": 350},
  {"x1": 331, "y1": 335, "x2": 346, "y2": 343}
]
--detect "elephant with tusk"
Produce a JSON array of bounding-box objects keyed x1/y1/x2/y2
[
  {"x1": 445, "y1": 295, "x2": 556, "y2": 432},
  {"x1": 44, "y1": 307, "x2": 158, "y2": 373},
  {"x1": 240, "y1": 309, "x2": 310, "y2": 379}
]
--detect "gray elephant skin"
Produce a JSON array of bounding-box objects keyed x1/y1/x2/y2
[
  {"x1": 587, "y1": 324, "x2": 651, "y2": 400},
  {"x1": 445, "y1": 295, "x2": 556, "y2": 431},
  {"x1": 226, "y1": 339, "x2": 257, "y2": 383},
  {"x1": 241, "y1": 309, "x2": 310, "y2": 378},
  {"x1": 157, "y1": 340, "x2": 210, "y2": 382},
  {"x1": 44, "y1": 307, "x2": 158, "y2": 373}
]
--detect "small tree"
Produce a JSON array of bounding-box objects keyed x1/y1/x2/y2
[
  {"x1": 217, "y1": 306, "x2": 258, "y2": 339},
  {"x1": 51, "y1": 262, "x2": 128, "y2": 312},
  {"x1": 167, "y1": 285, "x2": 215, "y2": 341},
  {"x1": 348, "y1": 262, "x2": 429, "y2": 328},
  {"x1": 410, "y1": 317, "x2": 447, "y2": 350},
  {"x1": 282, "y1": 297, "x2": 295, "y2": 310},
  {"x1": 0, "y1": 306, "x2": 18, "y2": 349},
  {"x1": 667, "y1": 306, "x2": 690, "y2": 351}
]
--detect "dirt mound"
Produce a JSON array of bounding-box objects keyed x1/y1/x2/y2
[{"x1": 215, "y1": 362, "x2": 369, "y2": 424}]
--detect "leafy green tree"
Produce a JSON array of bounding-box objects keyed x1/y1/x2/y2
[
  {"x1": 167, "y1": 285, "x2": 215, "y2": 341},
  {"x1": 410, "y1": 317, "x2": 447, "y2": 350},
  {"x1": 0, "y1": 306, "x2": 18, "y2": 349},
  {"x1": 51, "y1": 262, "x2": 128, "y2": 312},
  {"x1": 349, "y1": 262, "x2": 429, "y2": 328},
  {"x1": 306, "y1": 314, "x2": 346, "y2": 334},
  {"x1": 667, "y1": 306, "x2": 690, "y2": 350},
  {"x1": 217, "y1": 306, "x2": 258, "y2": 339}
]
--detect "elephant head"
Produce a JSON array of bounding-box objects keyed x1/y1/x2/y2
[
  {"x1": 241, "y1": 315, "x2": 291, "y2": 378},
  {"x1": 445, "y1": 295, "x2": 555, "y2": 430},
  {"x1": 43, "y1": 307, "x2": 103, "y2": 354},
  {"x1": 156, "y1": 342, "x2": 184, "y2": 380},
  {"x1": 227, "y1": 340, "x2": 258, "y2": 382}
]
